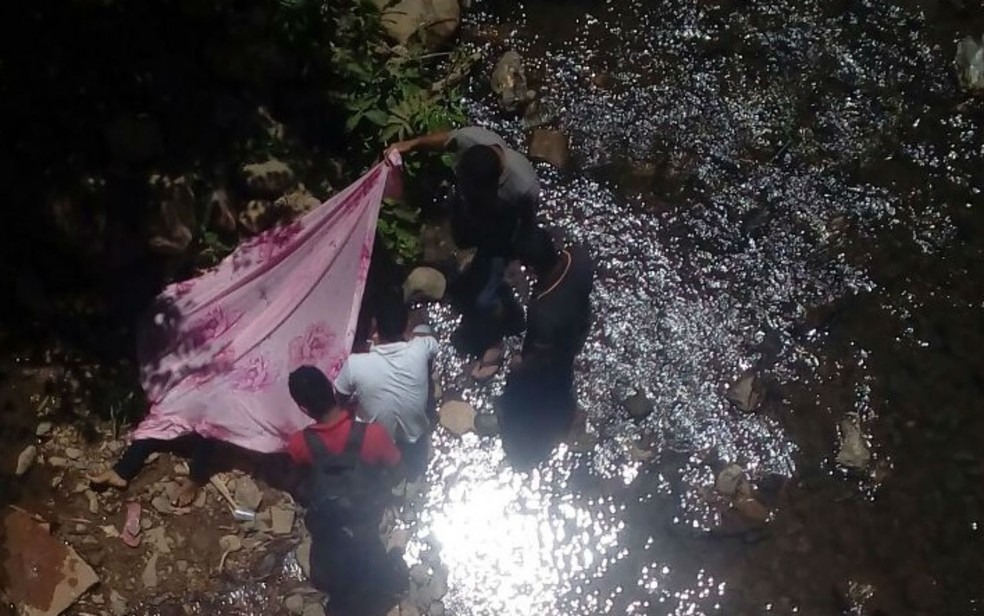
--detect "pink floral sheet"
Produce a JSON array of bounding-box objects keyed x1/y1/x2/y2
[{"x1": 132, "y1": 154, "x2": 402, "y2": 453}]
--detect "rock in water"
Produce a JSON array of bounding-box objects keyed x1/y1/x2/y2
[
  {"x1": 15, "y1": 445, "x2": 37, "y2": 476},
  {"x1": 302, "y1": 601, "x2": 326, "y2": 616},
  {"x1": 474, "y1": 413, "x2": 500, "y2": 437},
  {"x1": 715, "y1": 464, "x2": 748, "y2": 497},
  {"x1": 492, "y1": 51, "x2": 533, "y2": 112},
  {"x1": 836, "y1": 413, "x2": 870, "y2": 470},
  {"x1": 372, "y1": 0, "x2": 460, "y2": 50},
  {"x1": 528, "y1": 129, "x2": 571, "y2": 170},
  {"x1": 242, "y1": 159, "x2": 295, "y2": 198},
  {"x1": 285, "y1": 594, "x2": 305, "y2": 615},
  {"x1": 955, "y1": 35, "x2": 984, "y2": 93},
  {"x1": 3, "y1": 510, "x2": 99, "y2": 616},
  {"x1": 623, "y1": 391, "x2": 654, "y2": 420},
  {"x1": 726, "y1": 370, "x2": 763, "y2": 412},
  {"x1": 270, "y1": 506, "x2": 296, "y2": 535},
  {"x1": 404, "y1": 267, "x2": 447, "y2": 303},
  {"x1": 439, "y1": 401, "x2": 476, "y2": 436}
]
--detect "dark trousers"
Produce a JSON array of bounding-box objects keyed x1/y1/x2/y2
[
  {"x1": 398, "y1": 434, "x2": 430, "y2": 481},
  {"x1": 448, "y1": 250, "x2": 525, "y2": 356},
  {"x1": 113, "y1": 435, "x2": 214, "y2": 484}
]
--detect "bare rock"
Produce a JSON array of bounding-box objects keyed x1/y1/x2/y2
[
  {"x1": 726, "y1": 369, "x2": 763, "y2": 412},
  {"x1": 3, "y1": 510, "x2": 99, "y2": 616},
  {"x1": 404, "y1": 267, "x2": 447, "y2": 303},
  {"x1": 372, "y1": 0, "x2": 461, "y2": 50},
  {"x1": 528, "y1": 129, "x2": 571, "y2": 170},
  {"x1": 141, "y1": 552, "x2": 160, "y2": 589},
  {"x1": 35, "y1": 422, "x2": 53, "y2": 437},
  {"x1": 270, "y1": 506, "x2": 296, "y2": 535},
  {"x1": 242, "y1": 159, "x2": 296, "y2": 198},
  {"x1": 439, "y1": 401, "x2": 476, "y2": 436},
  {"x1": 836, "y1": 413, "x2": 870, "y2": 470},
  {"x1": 234, "y1": 476, "x2": 264, "y2": 510},
  {"x1": 15, "y1": 445, "x2": 37, "y2": 476},
  {"x1": 144, "y1": 527, "x2": 171, "y2": 554}
]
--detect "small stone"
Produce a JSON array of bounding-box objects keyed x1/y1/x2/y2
[
  {"x1": 36, "y1": 421, "x2": 53, "y2": 437},
  {"x1": 439, "y1": 401, "x2": 476, "y2": 436},
  {"x1": 285, "y1": 594, "x2": 305, "y2": 615},
  {"x1": 144, "y1": 526, "x2": 171, "y2": 554},
  {"x1": 48, "y1": 456, "x2": 68, "y2": 468},
  {"x1": 528, "y1": 129, "x2": 571, "y2": 170},
  {"x1": 65, "y1": 447, "x2": 84, "y2": 460},
  {"x1": 141, "y1": 552, "x2": 159, "y2": 589},
  {"x1": 176, "y1": 560, "x2": 188, "y2": 573},
  {"x1": 174, "y1": 462, "x2": 189, "y2": 476},
  {"x1": 219, "y1": 534, "x2": 243, "y2": 553},
  {"x1": 151, "y1": 495, "x2": 173, "y2": 515},
  {"x1": 474, "y1": 413, "x2": 500, "y2": 437},
  {"x1": 109, "y1": 590, "x2": 128, "y2": 616},
  {"x1": 140, "y1": 517, "x2": 153, "y2": 531},
  {"x1": 836, "y1": 414, "x2": 871, "y2": 471},
  {"x1": 85, "y1": 490, "x2": 100, "y2": 515},
  {"x1": 15, "y1": 445, "x2": 37, "y2": 476},
  {"x1": 234, "y1": 476, "x2": 264, "y2": 510},
  {"x1": 726, "y1": 370, "x2": 763, "y2": 412},
  {"x1": 715, "y1": 464, "x2": 748, "y2": 497},
  {"x1": 623, "y1": 392, "x2": 654, "y2": 420},
  {"x1": 51, "y1": 474, "x2": 63, "y2": 488},
  {"x1": 404, "y1": 267, "x2": 447, "y2": 303},
  {"x1": 75, "y1": 523, "x2": 88, "y2": 533},
  {"x1": 270, "y1": 506, "x2": 296, "y2": 535},
  {"x1": 91, "y1": 593, "x2": 105, "y2": 605}
]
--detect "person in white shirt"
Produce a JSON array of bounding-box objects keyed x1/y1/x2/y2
[{"x1": 334, "y1": 299, "x2": 438, "y2": 476}]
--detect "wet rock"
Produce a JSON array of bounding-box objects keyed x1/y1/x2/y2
[
  {"x1": 427, "y1": 569, "x2": 449, "y2": 601},
  {"x1": 234, "y1": 476, "x2": 264, "y2": 510},
  {"x1": 955, "y1": 35, "x2": 984, "y2": 93},
  {"x1": 285, "y1": 594, "x2": 305, "y2": 615},
  {"x1": 15, "y1": 445, "x2": 37, "y2": 476},
  {"x1": 147, "y1": 174, "x2": 196, "y2": 256},
  {"x1": 715, "y1": 464, "x2": 748, "y2": 497},
  {"x1": 474, "y1": 413, "x2": 500, "y2": 437},
  {"x1": 521, "y1": 100, "x2": 558, "y2": 130},
  {"x1": 409, "y1": 563, "x2": 431, "y2": 586},
  {"x1": 491, "y1": 51, "x2": 534, "y2": 112},
  {"x1": 373, "y1": 0, "x2": 460, "y2": 50},
  {"x1": 734, "y1": 496, "x2": 771, "y2": 525},
  {"x1": 270, "y1": 505, "x2": 295, "y2": 535},
  {"x1": 3, "y1": 510, "x2": 99, "y2": 616},
  {"x1": 528, "y1": 129, "x2": 571, "y2": 170},
  {"x1": 275, "y1": 189, "x2": 322, "y2": 218},
  {"x1": 35, "y1": 421, "x2": 53, "y2": 437},
  {"x1": 242, "y1": 159, "x2": 295, "y2": 198},
  {"x1": 430, "y1": 601, "x2": 446, "y2": 616},
  {"x1": 835, "y1": 413, "x2": 870, "y2": 470},
  {"x1": 65, "y1": 447, "x2": 83, "y2": 460},
  {"x1": 141, "y1": 552, "x2": 160, "y2": 589},
  {"x1": 399, "y1": 600, "x2": 422, "y2": 616},
  {"x1": 439, "y1": 401, "x2": 476, "y2": 436},
  {"x1": 623, "y1": 391, "x2": 654, "y2": 420},
  {"x1": 726, "y1": 369, "x2": 763, "y2": 412},
  {"x1": 386, "y1": 528, "x2": 410, "y2": 553},
  {"x1": 404, "y1": 267, "x2": 447, "y2": 303}
]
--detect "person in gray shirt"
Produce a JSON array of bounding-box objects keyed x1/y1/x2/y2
[{"x1": 389, "y1": 127, "x2": 540, "y2": 380}]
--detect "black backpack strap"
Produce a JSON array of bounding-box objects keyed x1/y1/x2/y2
[
  {"x1": 341, "y1": 421, "x2": 367, "y2": 464},
  {"x1": 303, "y1": 428, "x2": 336, "y2": 468}
]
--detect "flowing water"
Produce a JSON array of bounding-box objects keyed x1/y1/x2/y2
[{"x1": 402, "y1": 1, "x2": 984, "y2": 614}]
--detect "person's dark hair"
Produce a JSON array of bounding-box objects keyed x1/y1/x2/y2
[
  {"x1": 375, "y1": 297, "x2": 409, "y2": 342},
  {"x1": 516, "y1": 226, "x2": 560, "y2": 272},
  {"x1": 458, "y1": 145, "x2": 501, "y2": 192},
  {"x1": 288, "y1": 366, "x2": 336, "y2": 419}
]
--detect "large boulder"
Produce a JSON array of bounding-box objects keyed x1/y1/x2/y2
[
  {"x1": 403, "y1": 266, "x2": 447, "y2": 302},
  {"x1": 372, "y1": 0, "x2": 460, "y2": 50},
  {"x1": 491, "y1": 51, "x2": 535, "y2": 113}
]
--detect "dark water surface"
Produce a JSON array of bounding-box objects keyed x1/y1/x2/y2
[{"x1": 406, "y1": 1, "x2": 984, "y2": 615}]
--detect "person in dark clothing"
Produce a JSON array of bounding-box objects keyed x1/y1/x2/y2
[
  {"x1": 286, "y1": 366, "x2": 407, "y2": 616},
  {"x1": 89, "y1": 434, "x2": 214, "y2": 507},
  {"x1": 389, "y1": 127, "x2": 539, "y2": 380},
  {"x1": 497, "y1": 227, "x2": 595, "y2": 468}
]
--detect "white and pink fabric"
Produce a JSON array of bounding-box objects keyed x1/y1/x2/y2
[{"x1": 132, "y1": 154, "x2": 402, "y2": 453}]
